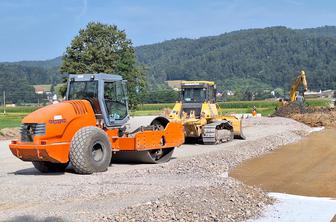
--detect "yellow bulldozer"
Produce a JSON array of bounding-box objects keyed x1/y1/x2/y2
[{"x1": 168, "y1": 81, "x2": 245, "y2": 145}]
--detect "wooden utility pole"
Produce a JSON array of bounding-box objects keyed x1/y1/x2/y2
[{"x1": 3, "y1": 90, "x2": 6, "y2": 115}]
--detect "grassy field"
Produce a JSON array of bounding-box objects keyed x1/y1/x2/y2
[
  {"x1": 0, "y1": 98, "x2": 330, "y2": 129},
  {"x1": 0, "y1": 106, "x2": 38, "y2": 129},
  {"x1": 133, "y1": 98, "x2": 330, "y2": 117},
  {"x1": 0, "y1": 114, "x2": 26, "y2": 129},
  {"x1": 131, "y1": 107, "x2": 276, "y2": 116}
]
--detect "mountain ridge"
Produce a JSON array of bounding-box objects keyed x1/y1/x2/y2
[{"x1": 1, "y1": 25, "x2": 336, "y2": 102}]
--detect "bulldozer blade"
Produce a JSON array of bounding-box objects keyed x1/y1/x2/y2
[
  {"x1": 234, "y1": 120, "x2": 246, "y2": 140},
  {"x1": 234, "y1": 133, "x2": 246, "y2": 140}
]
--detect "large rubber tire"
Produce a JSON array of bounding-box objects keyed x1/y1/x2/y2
[
  {"x1": 70, "y1": 126, "x2": 112, "y2": 174},
  {"x1": 32, "y1": 161, "x2": 69, "y2": 173}
]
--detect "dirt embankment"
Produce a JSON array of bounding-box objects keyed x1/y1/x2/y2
[
  {"x1": 230, "y1": 128, "x2": 336, "y2": 198},
  {"x1": 0, "y1": 128, "x2": 19, "y2": 140},
  {"x1": 273, "y1": 102, "x2": 336, "y2": 127}
]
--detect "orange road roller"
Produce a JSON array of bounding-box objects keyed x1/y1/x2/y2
[{"x1": 9, "y1": 74, "x2": 184, "y2": 174}]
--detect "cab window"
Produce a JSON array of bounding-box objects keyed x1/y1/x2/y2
[
  {"x1": 182, "y1": 88, "x2": 206, "y2": 103},
  {"x1": 68, "y1": 81, "x2": 98, "y2": 100},
  {"x1": 104, "y1": 81, "x2": 128, "y2": 122}
]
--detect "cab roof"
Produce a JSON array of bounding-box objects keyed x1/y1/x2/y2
[
  {"x1": 181, "y1": 80, "x2": 215, "y2": 86},
  {"x1": 68, "y1": 73, "x2": 123, "y2": 81}
]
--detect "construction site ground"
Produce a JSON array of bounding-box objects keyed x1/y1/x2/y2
[
  {"x1": 274, "y1": 102, "x2": 336, "y2": 127},
  {"x1": 230, "y1": 128, "x2": 336, "y2": 198},
  {"x1": 0, "y1": 116, "x2": 333, "y2": 222}
]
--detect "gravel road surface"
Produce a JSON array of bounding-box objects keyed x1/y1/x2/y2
[{"x1": 0, "y1": 117, "x2": 312, "y2": 222}]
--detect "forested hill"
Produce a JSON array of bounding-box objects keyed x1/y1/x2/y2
[
  {"x1": 136, "y1": 26, "x2": 336, "y2": 92},
  {"x1": 0, "y1": 58, "x2": 62, "y2": 103},
  {"x1": 0, "y1": 56, "x2": 62, "y2": 86},
  {"x1": 3, "y1": 56, "x2": 62, "y2": 69},
  {"x1": 5, "y1": 25, "x2": 336, "y2": 92},
  {"x1": 2, "y1": 26, "x2": 336, "y2": 103}
]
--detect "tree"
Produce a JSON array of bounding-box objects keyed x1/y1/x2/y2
[
  {"x1": 142, "y1": 84, "x2": 179, "y2": 103},
  {"x1": 0, "y1": 64, "x2": 37, "y2": 104},
  {"x1": 136, "y1": 26, "x2": 336, "y2": 93},
  {"x1": 60, "y1": 22, "x2": 145, "y2": 109}
]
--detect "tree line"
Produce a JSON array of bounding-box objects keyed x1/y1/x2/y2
[
  {"x1": 0, "y1": 64, "x2": 61, "y2": 104},
  {"x1": 136, "y1": 26, "x2": 336, "y2": 100},
  {"x1": 2, "y1": 25, "x2": 336, "y2": 104}
]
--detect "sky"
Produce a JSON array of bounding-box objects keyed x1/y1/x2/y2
[{"x1": 0, "y1": 0, "x2": 336, "y2": 62}]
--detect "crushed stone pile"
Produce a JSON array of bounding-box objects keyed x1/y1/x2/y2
[{"x1": 110, "y1": 179, "x2": 274, "y2": 222}]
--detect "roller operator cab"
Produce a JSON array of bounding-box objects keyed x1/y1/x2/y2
[
  {"x1": 9, "y1": 74, "x2": 184, "y2": 174},
  {"x1": 66, "y1": 74, "x2": 129, "y2": 128},
  {"x1": 169, "y1": 81, "x2": 245, "y2": 145}
]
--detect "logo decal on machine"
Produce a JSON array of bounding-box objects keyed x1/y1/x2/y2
[{"x1": 49, "y1": 115, "x2": 66, "y2": 124}]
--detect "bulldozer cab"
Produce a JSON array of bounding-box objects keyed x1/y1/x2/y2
[
  {"x1": 181, "y1": 81, "x2": 216, "y2": 103},
  {"x1": 180, "y1": 81, "x2": 216, "y2": 117},
  {"x1": 66, "y1": 74, "x2": 129, "y2": 127}
]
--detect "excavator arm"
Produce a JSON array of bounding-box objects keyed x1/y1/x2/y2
[{"x1": 289, "y1": 70, "x2": 308, "y2": 102}]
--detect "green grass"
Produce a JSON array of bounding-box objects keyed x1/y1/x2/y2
[
  {"x1": 138, "y1": 100, "x2": 278, "y2": 111},
  {"x1": 0, "y1": 106, "x2": 38, "y2": 113},
  {"x1": 0, "y1": 114, "x2": 26, "y2": 129},
  {"x1": 218, "y1": 107, "x2": 275, "y2": 116},
  {"x1": 0, "y1": 98, "x2": 328, "y2": 129},
  {"x1": 131, "y1": 107, "x2": 276, "y2": 117},
  {"x1": 218, "y1": 100, "x2": 278, "y2": 109},
  {"x1": 135, "y1": 98, "x2": 329, "y2": 117},
  {"x1": 0, "y1": 106, "x2": 38, "y2": 129},
  {"x1": 305, "y1": 98, "x2": 330, "y2": 107},
  {"x1": 131, "y1": 110, "x2": 162, "y2": 116},
  {"x1": 138, "y1": 103, "x2": 174, "y2": 111}
]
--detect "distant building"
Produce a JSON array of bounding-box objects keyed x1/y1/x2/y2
[
  {"x1": 305, "y1": 90, "x2": 335, "y2": 98},
  {"x1": 34, "y1": 86, "x2": 45, "y2": 95},
  {"x1": 166, "y1": 80, "x2": 183, "y2": 91},
  {"x1": 226, "y1": 90, "x2": 235, "y2": 96},
  {"x1": 33, "y1": 85, "x2": 52, "y2": 95}
]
